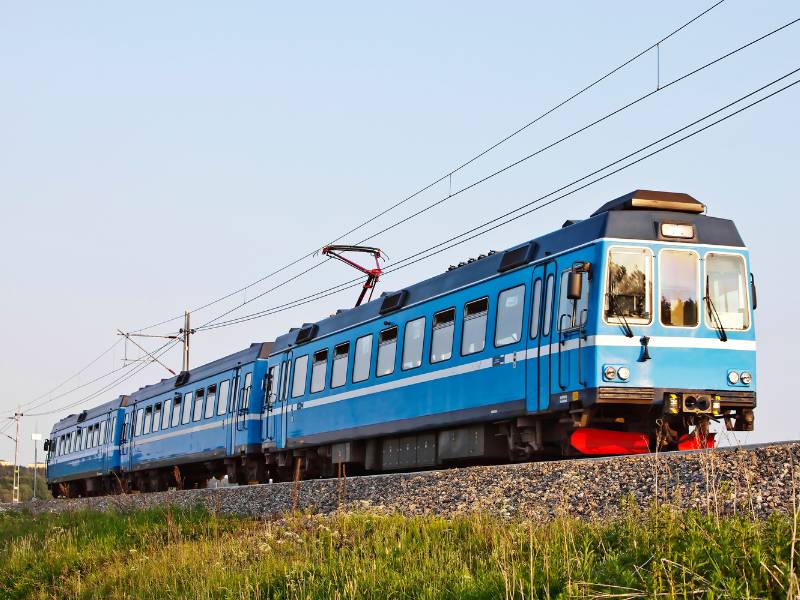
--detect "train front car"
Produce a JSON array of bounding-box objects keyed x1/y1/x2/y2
[{"x1": 566, "y1": 190, "x2": 756, "y2": 454}]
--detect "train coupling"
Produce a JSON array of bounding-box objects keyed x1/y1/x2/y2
[{"x1": 663, "y1": 393, "x2": 720, "y2": 416}]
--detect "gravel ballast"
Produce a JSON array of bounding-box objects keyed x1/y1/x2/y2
[{"x1": 5, "y1": 442, "x2": 799, "y2": 521}]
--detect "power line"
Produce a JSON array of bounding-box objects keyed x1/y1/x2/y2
[
  {"x1": 130, "y1": 0, "x2": 728, "y2": 334},
  {"x1": 195, "y1": 66, "x2": 800, "y2": 332}
]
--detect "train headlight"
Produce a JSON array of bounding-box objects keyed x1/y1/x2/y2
[
  {"x1": 665, "y1": 394, "x2": 680, "y2": 415},
  {"x1": 740, "y1": 371, "x2": 752, "y2": 385},
  {"x1": 617, "y1": 366, "x2": 630, "y2": 381},
  {"x1": 603, "y1": 366, "x2": 617, "y2": 381},
  {"x1": 727, "y1": 370, "x2": 740, "y2": 385}
]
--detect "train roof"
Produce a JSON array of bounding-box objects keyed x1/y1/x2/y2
[
  {"x1": 51, "y1": 395, "x2": 127, "y2": 434},
  {"x1": 125, "y1": 342, "x2": 272, "y2": 405},
  {"x1": 271, "y1": 189, "x2": 745, "y2": 355}
]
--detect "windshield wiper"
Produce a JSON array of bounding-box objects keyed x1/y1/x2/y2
[
  {"x1": 704, "y1": 276, "x2": 728, "y2": 342},
  {"x1": 609, "y1": 293, "x2": 634, "y2": 338}
]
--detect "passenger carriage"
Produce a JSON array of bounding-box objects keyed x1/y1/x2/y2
[{"x1": 261, "y1": 190, "x2": 756, "y2": 477}]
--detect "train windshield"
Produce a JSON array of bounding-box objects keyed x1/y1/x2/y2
[
  {"x1": 660, "y1": 250, "x2": 699, "y2": 327},
  {"x1": 605, "y1": 247, "x2": 652, "y2": 324},
  {"x1": 705, "y1": 253, "x2": 750, "y2": 330}
]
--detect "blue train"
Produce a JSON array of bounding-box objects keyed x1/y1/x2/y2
[{"x1": 46, "y1": 190, "x2": 757, "y2": 496}]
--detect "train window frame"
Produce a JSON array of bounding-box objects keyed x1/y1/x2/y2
[
  {"x1": 557, "y1": 269, "x2": 590, "y2": 332},
  {"x1": 331, "y1": 342, "x2": 350, "y2": 388},
  {"x1": 542, "y1": 274, "x2": 556, "y2": 337},
  {"x1": 75, "y1": 429, "x2": 83, "y2": 452},
  {"x1": 461, "y1": 297, "x2": 489, "y2": 356},
  {"x1": 402, "y1": 317, "x2": 426, "y2": 371},
  {"x1": 267, "y1": 365, "x2": 279, "y2": 404},
  {"x1": 135, "y1": 408, "x2": 144, "y2": 437},
  {"x1": 376, "y1": 326, "x2": 398, "y2": 377},
  {"x1": 143, "y1": 406, "x2": 153, "y2": 435},
  {"x1": 703, "y1": 251, "x2": 752, "y2": 332},
  {"x1": 310, "y1": 349, "x2": 328, "y2": 394},
  {"x1": 241, "y1": 372, "x2": 253, "y2": 409},
  {"x1": 658, "y1": 248, "x2": 701, "y2": 330},
  {"x1": 218, "y1": 379, "x2": 231, "y2": 415},
  {"x1": 205, "y1": 384, "x2": 217, "y2": 419},
  {"x1": 171, "y1": 396, "x2": 182, "y2": 428},
  {"x1": 352, "y1": 334, "x2": 373, "y2": 383},
  {"x1": 182, "y1": 392, "x2": 193, "y2": 425},
  {"x1": 430, "y1": 307, "x2": 456, "y2": 364},
  {"x1": 151, "y1": 404, "x2": 161, "y2": 434},
  {"x1": 100, "y1": 420, "x2": 107, "y2": 444},
  {"x1": 162, "y1": 399, "x2": 172, "y2": 430},
  {"x1": 291, "y1": 355, "x2": 309, "y2": 398},
  {"x1": 93, "y1": 424, "x2": 100, "y2": 447},
  {"x1": 192, "y1": 389, "x2": 204, "y2": 422},
  {"x1": 530, "y1": 278, "x2": 543, "y2": 338},
  {"x1": 603, "y1": 246, "x2": 654, "y2": 327},
  {"x1": 495, "y1": 284, "x2": 526, "y2": 347}
]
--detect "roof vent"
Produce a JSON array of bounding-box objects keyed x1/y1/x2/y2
[
  {"x1": 295, "y1": 323, "x2": 319, "y2": 345},
  {"x1": 379, "y1": 290, "x2": 408, "y2": 315},
  {"x1": 591, "y1": 189, "x2": 704, "y2": 216},
  {"x1": 498, "y1": 241, "x2": 537, "y2": 273},
  {"x1": 174, "y1": 371, "x2": 190, "y2": 387}
]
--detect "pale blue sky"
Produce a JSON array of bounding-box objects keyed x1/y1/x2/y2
[{"x1": 1, "y1": 2, "x2": 798, "y2": 462}]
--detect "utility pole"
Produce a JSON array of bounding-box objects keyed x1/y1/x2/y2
[
  {"x1": 12, "y1": 410, "x2": 21, "y2": 504},
  {"x1": 180, "y1": 311, "x2": 191, "y2": 372},
  {"x1": 31, "y1": 432, "x2": 42, "y2": 500}
]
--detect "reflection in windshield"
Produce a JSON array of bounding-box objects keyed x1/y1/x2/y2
[
  {"x1": 706, "y1": 253, "x2": 750, "y2": 330},
  {"x1": 606, "y1": 248, "x2": 652, "y2": 323},
  {"x1": 660, "y1": 250, "x2": 699, "y2": 327}
]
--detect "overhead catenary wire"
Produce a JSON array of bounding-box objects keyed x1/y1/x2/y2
[
  {"x1": 194, "y1": 67, "x2": 800, "y2": 332},
  {"x1": 129, "y1": 0, "x2": 728, "y2": 335},
  {"x1": 189, "y1": 14, "x2": 799, "y2": 334}
]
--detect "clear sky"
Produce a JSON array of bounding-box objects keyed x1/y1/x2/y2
[{"x1": 1, "y1": 2, "x2": 798, "y2": 463}]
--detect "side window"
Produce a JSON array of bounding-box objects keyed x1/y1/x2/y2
[
  {"x1": 267, "y1": 366, "x2": 278, "y2": 404},
  {"x1": 402, "y1": 317, "x2": 425, "y2": 371},
  {"x1": 100, "y1": 420, "x2": 107, "y2": 444},
  {"x1": 162, "y1": 399, "x2": 172, "y2": 430},
  {"x1": 171, "y1": 395, "x2": 182, "y2": 427},
  {"x1": 217, "y1": 380, "x2": 230, "y2": 415},
  {"x1": 376, "y1": 327, "x2": 398, "y2": 377},
  {"x1": 311, "y1": 350, "x2": 328, "y2": 393},
  {"x1": 557, "y1": 270, "x2": 589, "y2": 331},
  {"x1": 462, "y1": 298, "x2": 489, "y2": 355},
  {"x1": 205, "y1": 384, "x2": 217, "y2": 419},
  {"x1": 152, "y1": 404, "x2": 161, "y2": 433},
  {"x1": 110, "y1": 416, "x2": 117, "y2": 443},
  {"x1": 495, "y1": 285, "x2": 525, "y2": 346},
  {"x1": 182, "y1": 392, "x2": 193, "y2": 424},
  {"x1": 352, "y1": 334, "x2": 373, "y2": 383},
  {"x1": 75, "y1": 429, "x2": 83, "y2": 452},
  {"x1": 135, "y1": 408, "x2": 144, "y2": 437},
  {"x1": 431, "y1": 308, "x2": 455, "y2": 363},
  {"x1": 122, "y1": 414, "x2": 130, "y2": 443},
  {"x1": 231, "y1": 375, "x2": 240, "y2": 413},
  {"x1": 291, "y1": 355, "x2": 309, "y2": 398},
  {"x1": 241, "y1": 373, "x2": 253, "y2": 410},
  {"x1": 143, "y1": 406, "x2": 153, "y2": 435},
  {"x1": 331, "y1": 343, "x2": 349, "y2": 388},
  {"x1": 530, "y1": 279, "x2": 543, "y2": 338},
  {"x1": 542, "y1": 274, "x2": 555, "y2": 337},
  {"x1": 193, "y1": 389, "x2": 204, "y2": 422}
]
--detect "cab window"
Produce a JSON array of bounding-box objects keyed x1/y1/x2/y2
[
  {"x1": 705, "y1": 253, "x2": 750, "y2": 330},
  {"x1": 660, "y1": 250, "x2": 699, "y2": 327},
  {"x1": 606, "y1": 247, "x2": 653, "y2": 324}
]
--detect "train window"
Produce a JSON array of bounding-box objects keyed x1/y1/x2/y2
[
  {"x1": 193, "y1": 389, "x2": 204, "y2": 422},
  {"x1": 496, "y1": 285, "x2": 525, "y2": 346},
  {"x1": 231, "y1": 375, "x2": 240, "y2": 413},
  {"x1": 162, "y1": 399, "x2": 171, "y2": 430},
  {"x1": 242, "y1": 372, "x2": 253, "y2": 409},
  {"x1": 101, "y1": 420, "x2": 108, "y2": 443},
  {"x1": 171, "y1": 396, "x2": 182, "y2": 428},
  {"x1": 660, "y1": 250, "x2": 699, "y2": 327},
  {"x1": 205, "y1": 385, "x2": 217, "y2": 419},
  {"x1": 705, "y1": 253, "x2": 750, "y2": 330},
  {"x1": 75, "y1": 429, "x2": 83, "y2": 452},
  {"x1": 135, "y1": 408, "x2": 144, "y2": 437},
  {"x1": 462, "y1": 298, "x2": 489, "y2": 355},
  {"x1": 291, "y1": 355, "x2": 309, "y2": 398},
  {"x1": 331, "y1": 343, "x2": 350, "y2": 388},
  {"x1": 182, "y1": 392, "x2": 193, "y2": 425},
  {"x1": 311, "y1": 350, "x2": 328, "y2": 393},
  {"x1": 122, "y1": 414, "x2": 130, "y2": 443},
  {"x1": 605, "y1": 247, "x2": 653, "y2": 324},
  {"x1": 376, "y1": 327, "x2": 398, "y2": 377},
  {"x1": 431, "y1": 308, "x2": 455, "y2": 363},
  {"x1": 267, "y1": 366, "x2": 279, "y2": 404},
  {"x1": 143, "y1": 407, "x2": 153, "y2": 435},
  {"x1": 402, "y1": 317, "x2": 425, "y2": 371},
  {"x1": 352, "y1": 335, "x2": 373, "y2": 383},
  {"x1": 558, "y1": 270, "x2": 589, "y2": 331},
  {"x1": 152, "y1": 404, "x2": 161, "y2": 433},
  {"x1": 91, "y1": 425, "x2": 98, "y2": 447},
  {"x1": 110, "y1": 416, "x2": 117, "y2": 443},
  {"x1": 542, "y1": 275, "x2": 555, "y2": 336},
  {"x1": 218, "y1": 380, "x2": 230, "y2": 415},
  {"x1": 530, "y1": 279, "x2": 543, "y2": 338}
]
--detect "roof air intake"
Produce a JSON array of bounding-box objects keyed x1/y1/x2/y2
[
  {"x1": 379, "y1": 290, "x2": 408, "y2": 315},
  {"x1": 591, "y1": 189, "x2": 704, "y2": 216},
  {"x1": 498, "y1": 242, "x2": 536, "y2": 273}
]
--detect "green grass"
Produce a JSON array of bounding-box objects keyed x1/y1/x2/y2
[{"x1": 0, "y1": 504, "x2": 797, "y2": 599}]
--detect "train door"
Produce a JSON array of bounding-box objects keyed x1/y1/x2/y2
[
  {"x1": 275, "y1": 353, "x2": 292, "y2": 449},
  {"x1": 121, "y1": 410, "x2": 134, "y2": 473},
  {"x1": 527, "y1": 261, "x2": 557, "y2": 412},
  {"x1": 264, "y1": 364, "x2": 279, "y2": 444},
  {"x1": 226, "y1": 367, "x2": 242, "y2": 456}
]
